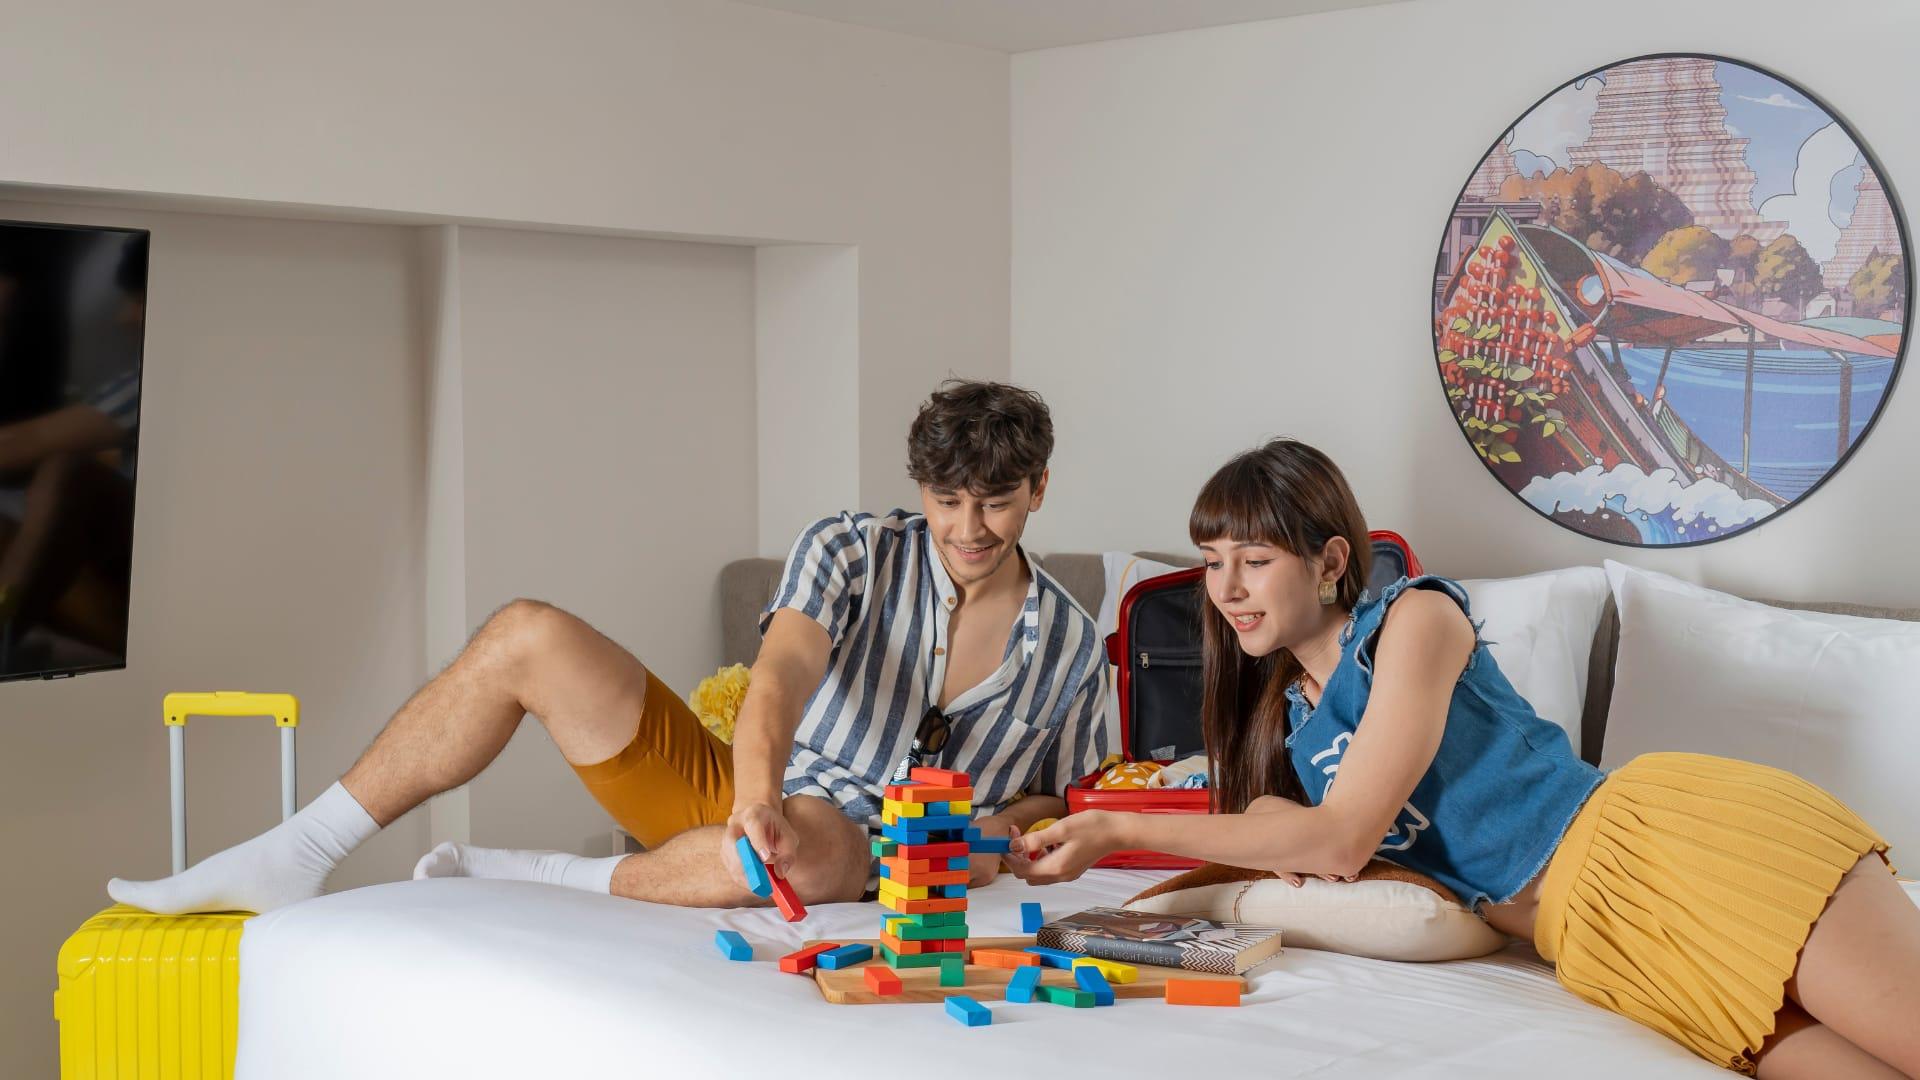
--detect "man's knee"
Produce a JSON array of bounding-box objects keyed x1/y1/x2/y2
[
  {"x1": 482, "y1": 598, "x2": 579, "y2": 667},
  {"x1": 782, "y1": 799, "x2": 869, "y2": 904}
]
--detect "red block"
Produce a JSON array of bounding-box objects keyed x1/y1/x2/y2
[
  {"x1": 909, "y1": 767, "x2": 970, "y2": 788},
  {"x1": 778, "y1": 942, "x2": 837, "y2": 974},
  {"x1": 768, "y1": 874, "x2": 807, "y2": 922},
  {"x1": 864, "y1": 965, "x2": 903, "y2": 996}
]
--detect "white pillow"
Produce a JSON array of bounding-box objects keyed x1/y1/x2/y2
[
  {"x1": 1096, "y1": 553, "x2": 1184, "y2": 750},
  {"x1": 1126, "y1": 876, "x2": 1508, "y2": 962},
  {"x1": 1601, "y1": 560, "x2": 1920, "y2": 859},
  {"x1": 1455, "y1": 566, "x2": 1608, "y2": 752}
]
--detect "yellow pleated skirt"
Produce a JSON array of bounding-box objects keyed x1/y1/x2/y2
[{"x1": 1535, "y1": 752, "x2": 1894, "y2": 1075}]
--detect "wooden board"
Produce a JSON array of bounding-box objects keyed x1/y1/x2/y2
[{"x1": 806, "y1": 936, "x2": 1246, "y2": 1004}]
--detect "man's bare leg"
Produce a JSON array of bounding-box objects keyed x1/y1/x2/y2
[
  {"x1": 603, "y1": 794, "x2": 871, "y2": 907},
  {"x1": 111, "y1": 598, "x2": 657, "y2": 913}
]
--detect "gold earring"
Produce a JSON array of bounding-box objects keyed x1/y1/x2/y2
[{"x1": 1318, "y1": 580, "x2": 1336, "y2": 606}]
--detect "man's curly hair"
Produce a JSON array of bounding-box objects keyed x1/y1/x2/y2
[{"x1": 906, "y1": 380, "x2": 1054, "y2": 496}]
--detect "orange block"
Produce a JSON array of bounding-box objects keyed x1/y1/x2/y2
[
  {"x1": 970, "y1": 948, "x2": 1042, "y2": 970},
  {"x1": 878, "y1": 894, "x2": 970, "y2": 915},
  {"x1": 884, "y1": 784, "x2": 973, "y2": 804},
  {"x1": 1165, "y1": 979, "x2": 1241, "y2": 1007},
  {"x1": 909, "y1": 766, "x2": 970, "y2": 787},
  {"x1": 879, "y1": 932, "x2": 966, "y2": 955},
  {"x1": 879, "y1": 858, "x2": 936, "y2": 876},
  {"x1": 864, "y1": 965, "x2": 903, "y2": 996},
  {"x1": 889, "y1": 869, "x2": 969, "y2": 887}
]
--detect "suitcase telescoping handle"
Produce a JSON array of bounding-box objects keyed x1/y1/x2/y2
[{"x1": 162, "y1": 691, "x2": 300, "y2": 874}]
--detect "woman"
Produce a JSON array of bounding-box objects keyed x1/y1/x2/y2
[{"x1": 1008, "y1": 439, "x2": 1919, "y2": 1078}]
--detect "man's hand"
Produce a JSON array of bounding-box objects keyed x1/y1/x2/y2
[
  {"x1": 966, "y1": 814, "x2": 1022, "y2": 888},
  {"x1": 724, "y1": 800, "x2": 799, "y2": 887}
]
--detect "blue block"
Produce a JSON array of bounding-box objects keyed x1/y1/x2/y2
[
  {"x1": 937, "y1": 884, "x2": 968, "y2": 899},
  {"x1": 963, "y1": 826, "x2": 983, "y2": 842},
  {"x1": 924, "y1": 801, "x2": 950, "y2": 815},
  {"x1": 1025, "y1": 945, "x2": 1085, "y2": 969},
  {"x1": 734, "y1": 836, "x2": 773, "y2": 898},
  {"x1": 1005, "y1": 965, "x2": 1043, "y2": 1003},
  {"x1": 945, "y1": 995, "x2": 992, "y2": 1027},
  {"x1": 970, "y1": 835, "x2": 1011, "y2": 855},
  {"x1": 1075, "y1": 965, "x2": 1116, "y2": 1006},
  {"x1": 909, "y1": 814, "x2": 972, "y2": 830},
  {"x1": 879, "y1": 822, "x2": 967, "y2": 845},
  {"x1": 947, "y1": 856, "x2": 970, "y2": 871},
  {"x1": 1020, "y1": 902, "x2": 1044, "y2": 933},
  {"x1": 817, "y1": 943, "x2": 875, "y2": 970},
  {"x1": 878, "y1": 863, "x2": 892, "y2": 879},
  {"x1": 714, "y1": 929, "x2": 752, "y2": 962}
]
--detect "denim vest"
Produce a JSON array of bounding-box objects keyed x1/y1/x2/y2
[{"x1": 1284, "y1": 575, "x2": 1604, "y2": 908}]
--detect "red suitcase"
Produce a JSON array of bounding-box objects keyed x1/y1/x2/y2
[{"x1": 1065, "y1": 531, "x2": 1422, "y2": 869}]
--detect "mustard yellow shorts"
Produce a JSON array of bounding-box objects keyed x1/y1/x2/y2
[
  {"x1": 570, "y1": 670, "x2": 735, "y2": 850},
  {"x1": 1535, "y1": 752, "x2": 1894, "y2": 1075}
]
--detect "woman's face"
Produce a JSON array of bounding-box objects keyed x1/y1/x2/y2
[{"x1": 1197, "y1": 538, "x2": 1325, "y2": 657}]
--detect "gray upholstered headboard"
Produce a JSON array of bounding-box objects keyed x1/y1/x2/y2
[{"x1": 719, "y1": 554, "x2": 1920, "y2": 767}]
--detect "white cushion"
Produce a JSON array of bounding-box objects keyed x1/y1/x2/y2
[
  {"x1": 1601, "y1": 560, "x2": 1920, "y2": 858},
  {"x1": 1095, "y1": 553, "x2": 1184, "y2": 750},
  {"x1": 1126, "y1": 876, "x2": 1508, "y2": 962},
  {"x1": 1455, "y1": 567, "x2": 1609, "y2": 752}
]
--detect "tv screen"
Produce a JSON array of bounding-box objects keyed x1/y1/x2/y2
[{"x1": 0, "y1": 219, "x2": 148, "y2": 682}]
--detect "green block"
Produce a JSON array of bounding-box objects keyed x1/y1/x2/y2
[
  {"x1": 889, "y1": 911, "x2": 966, "y2": 927},
  {"x1": 871, "y1": 839, "x2": 898, "y2": 857},
  {"x1": 879, "y1": 945, "x2": 950, "y2": 968},
  {"x1": 883, "y1": 918, "x2": 972, "y2": 940},
  {"x1": 1040, "y1": 985, "x2": 1095, "y2": 1009},
  {"x1": 939, "y1": 958, "x2": 965, "y2": 987}
]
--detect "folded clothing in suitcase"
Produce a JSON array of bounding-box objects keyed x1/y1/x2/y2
[
  {"x1": 55, "y1": 691, "x2": 299, "y2": 1080},
  {"x1": 1066, "y1": 532, "x2": 1421, "y2": 869}
]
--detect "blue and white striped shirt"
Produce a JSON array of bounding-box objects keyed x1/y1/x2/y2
[{"x1": 762, "y1": 510, "x2": 1109, "y2": 822}]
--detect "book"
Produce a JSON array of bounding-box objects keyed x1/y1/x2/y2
[{"x1": 1033, "y1": 906, "x2": 1284, "y2": 975}]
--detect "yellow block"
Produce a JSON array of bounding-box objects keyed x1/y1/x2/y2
[
  {"x1": 56, "y1": 905, "x2": 249, "y2": 1079},
  {"x1": 877, "y1": 878, "x2": 929, "y2": 900},
  {"x1": 881, "y1": 799, "x2": 926, "y2": 819},
  {"x1": 1072, "y1": 956, "x2": 1139, "y2": 984},
  {"x1": 949, "y1": 801, "x2": 971, "y2": 814}
]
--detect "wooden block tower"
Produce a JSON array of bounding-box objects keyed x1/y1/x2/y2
[{"x1": 872, "y1": 766, "x2": 985, "y2": 989}]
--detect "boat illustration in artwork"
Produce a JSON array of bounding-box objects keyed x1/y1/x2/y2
[{"x1": 1434, "y1": 56, "x2": 1906, "y2": 546}]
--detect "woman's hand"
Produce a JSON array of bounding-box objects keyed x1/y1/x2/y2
[
  {"x1": 1005, "y1": 811, "x2": 1122, "y2": 885},
  {"x1": 966, "y1": 815, "x2": 1023, "y2": 887}
]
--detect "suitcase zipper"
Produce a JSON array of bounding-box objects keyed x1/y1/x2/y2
[{"x1": 1138, "y1": 649, "x2": 1201, "y2": 669}]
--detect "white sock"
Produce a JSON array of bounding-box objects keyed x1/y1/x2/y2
[
  {"x1": 108, "y1": 781, "x2": 381, "y2": 915},
  {"x1": 412, "y1": 841, "x2": 624, "y2": 894}
]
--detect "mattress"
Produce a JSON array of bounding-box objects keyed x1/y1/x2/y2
[{"x1": 239, "y1": 870, "x2": 1918, "y2": 1078}]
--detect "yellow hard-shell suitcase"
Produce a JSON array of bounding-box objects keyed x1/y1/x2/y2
[{"x1": 54, "y1": 692, "x2": 299, "y2": 1080}]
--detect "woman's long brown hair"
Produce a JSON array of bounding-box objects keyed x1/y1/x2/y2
[{"x1": 1188, "y1": 439, "x2": 1371, "y2": 814}]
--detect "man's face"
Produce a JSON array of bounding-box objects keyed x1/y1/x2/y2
[{"x1": 920, "y1": 472, "x2": 1048, "y2": 589}]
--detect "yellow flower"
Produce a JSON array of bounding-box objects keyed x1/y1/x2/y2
[{"x1": 688, "y1": 664, "x2": 751, "y2": 743}]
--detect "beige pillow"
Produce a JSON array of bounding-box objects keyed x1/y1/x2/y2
[{"x1": 1124, "y1": 861, "x2": 1509, "y2": 962}]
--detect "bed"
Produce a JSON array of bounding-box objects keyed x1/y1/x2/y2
[
  {"x1": 234, "y1": 553, "x2": 1920, "y2": 1077},
  {"x1": 240, "y1": 866, "x2": 1898, "y2": 1078}
]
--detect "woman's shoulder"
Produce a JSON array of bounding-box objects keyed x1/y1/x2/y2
[{"x1": 1350, "y1": 574, "x2": 1477, "y2": 674}]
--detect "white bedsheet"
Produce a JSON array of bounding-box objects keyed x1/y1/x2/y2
[{"x1": 240, "y1": 871, "x2": 1917, "y2": 1079}]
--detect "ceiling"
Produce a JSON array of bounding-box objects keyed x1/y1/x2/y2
[{"x1": 730, "y1": 0, "x2": 1413, "y2": 53}]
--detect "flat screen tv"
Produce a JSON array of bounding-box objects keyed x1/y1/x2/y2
[{"x1": 0, "y1": 219, "x2": 148, "y2": 682}]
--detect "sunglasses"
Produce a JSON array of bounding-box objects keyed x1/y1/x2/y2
[{"x1": 894, "y1": 705, "x2": 952, "y2": 780}]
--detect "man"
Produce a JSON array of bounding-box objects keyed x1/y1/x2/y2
[{"x1": 111, "y1": 380, "x2": 1108, "y2": 913}]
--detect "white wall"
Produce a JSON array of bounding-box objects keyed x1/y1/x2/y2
[
  {"x1": 0, "y1": 201, "x2": 431, "y2": 1073},
  {"x1": 454, "y1": 226, "x2": 758, "y2": 852},
  {"x1": 0, "y1": 0, "x2": 1013, "y2": 517},
  {"x1": 1, "y1": 4, "x2": 1013, "y2": 1075},
  {"x1": 1013, "y1": 0, "x2": 1920, "y2": 606}
]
